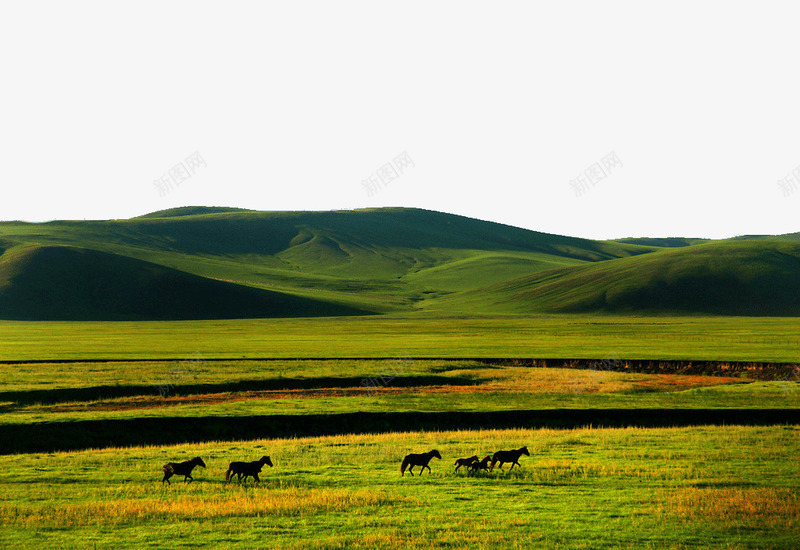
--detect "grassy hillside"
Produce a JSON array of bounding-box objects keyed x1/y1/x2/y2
[
  {"x1": 435, "y1": 241, "x2": 800, "y2": 316},
  {"x1": 0, "y1": 207, "x2": 653, "y2": 318},
  {"x1": 0, "y1": 207, "x2": 798, "y2": 319},
  {"x1": 731, "y1": 231, "x2": 800, "y2": 242},
  {"x1": 135, "y1": 206, "x2": 256, "y2": 218},
  {"x1": 612, "y1": 237, "x2": 709, "y2": 248},
  {"x1": 0, "y1": 245, "x2": 369, "y2": 320}
]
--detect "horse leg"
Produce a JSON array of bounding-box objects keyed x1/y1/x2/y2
[
  {"x1": 162, "y1": 473, "x2": 171, "y2": 484},
  {"x1": 253, "y1": 473, "x2": 260, "y2": 483},
  {"x1": 408, "y1": 466, "x2": 414, "y2": 476}
]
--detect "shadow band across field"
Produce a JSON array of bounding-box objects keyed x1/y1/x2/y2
[
  {"x1": 2, "y1": 409, "x2": 799, "y2": 454},
  {"x1": 1, "y1": 358, "x2": 798, "y2": 406},
  {"x1": 0, "y1": 375, "x2": 480, "y2": 405}
]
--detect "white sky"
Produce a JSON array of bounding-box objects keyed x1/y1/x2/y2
[{"x1": 2, "y1": 1, "x2": 800, "y2": 240}]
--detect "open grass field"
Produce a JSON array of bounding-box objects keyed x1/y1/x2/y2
[
  {"x1": 1, "y1": 426, "x2": 798, "y2": 549},
  {"x1": 2, "y1": 359, "x2": 798, "y2": 426},
  {"x1": 2, "y1": 315, "x2": 800, "y2": 362},
  {"x1": 1, "y1": 354, "x2": 797, "y2": 452},
  {"x1": 2, "y1": 207, "x2": 799, "y2": 547},
  {"x1": 1, "y1": 319, "x2": 798, "y2": 547}
]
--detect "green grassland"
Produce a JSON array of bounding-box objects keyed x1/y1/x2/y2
[
  {"x1": 2, "y1": 315, "x2": 799, "y2": 362},
  {"x1": 3, "y1": 206, "x2": 800, "y2": 320},
  {"x1": 1, "y1": 207, "x2": 799, "y2": 548},
  {"x1": 0, "y1": 207, "x2": 650, "y2": 319},
  {"x1": 1, "y1": 362, "x2": 797, "y2": 428},
  {"x1": 1, "y1": 426, "x2": 797, "y2": 549},
  {"x1": 435, "y1": 241, "x2": 800, "y2": 315},
  {"x1": 0, "y1": 357, "x2": 796, "y2": 455}
]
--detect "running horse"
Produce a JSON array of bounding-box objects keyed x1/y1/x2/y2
[
  {"x1": 400, "y1": 449, "x2": 441, "y2": 476},
  {"x1": 454, "y1": 455, "x2": 478, "y2": 472},
  {"x1": 162, "y1": 456, "x2": 206, "y2": 484},
  {"x1": 490, "y1": 446, "x2": 529, "y2": 471},
  {"x1": 225, "y1": 456, "x2": 273, "y2": 483},
  {"x1": 470, "y1": 454, "x2": 492, "y2": 472}
]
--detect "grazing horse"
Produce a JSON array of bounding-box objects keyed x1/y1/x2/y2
[
  {"x1": 454, "y1": 455, "x2": 478, "y2": 471},
  {"x1": 470, "y1": 454, "x2": 492, "y2": 472},
  {"x1": 400, "y1": 449, "x2": 441, "y2": 476},
  {"x1": 225, "y1": 456, "x2": 273, "y2": 483},
  {"x1": 490, "y1": 446, "x2": 529, "y2": 471},
  {"x1": 162, "y1": 456, "x2": 206, "y2": 484}
]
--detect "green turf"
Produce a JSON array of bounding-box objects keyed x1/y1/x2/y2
[
  {"x1": 0, "y1": 426, "x2": 797, "y2": 549},
  {"x1": 2, "y1": 315, "x2": 799, "y2": 362},
  {"x1": 435, "y1": 241, "x2": 800, "y2": 315},
  {"x1": 4, "y1": 378, "x2": 799, "y2": 428},
  {"x1": 1, "y1": 358, "x2": 796, "y2": 444},
  {"x1": 2, "y1": 206, "x2": 798, "y2": 548}
]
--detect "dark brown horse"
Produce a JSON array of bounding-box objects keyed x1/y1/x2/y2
[
  {"x1": 225, "y1": 456, "x2": 273, "y2": 483},
  {"x1": 470, "y1": 454, "x2": 492, "y2": 472},
  {"x1": 400, "y1": 449, "x2": 441, "y2": 476},
  {"x1": 162, "y1": 456, "x2": 206, "y2": 484},
  {"x1": 490, "y1": 446, "x2": 529, "y2": 471},
  {"x1": 454, "y1": 455, "x2": 478, "y2": 471}
]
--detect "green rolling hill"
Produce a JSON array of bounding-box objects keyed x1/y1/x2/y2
[
  {"x1": 0, "y1": 244, "x2": 368, "y2": 320},
  {"x1": 435, "y1": 240, "x2": 800, "y2": 316},
  {"x1": 0, "y1": 206, "x2": 797, "y2": 319}
]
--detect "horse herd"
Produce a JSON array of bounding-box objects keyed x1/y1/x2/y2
[
  {"x1": 160, "y1": 446, "x2": 530, "y2": 484},
  {"x1": 161, "y1": 455, "x2": 273, "y2": 484},
  {"x1": 401, "y1": 446, "x2": 529, "y2": 476}
]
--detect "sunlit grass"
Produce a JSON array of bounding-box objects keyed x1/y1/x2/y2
[
  {"x1": 2, "y1": 488, "x2": 403, "y2": 528},
  {"x1": 658, "y1": 486, "x2": 799, "y2": 529},
  {"x1": 3, "y1": 363, "x2": 781, "y2": 428},
  {"x1": 0, "y1": 426, "x2": 797, "y2": 549},
  {"x1": 2, "y1": 315, "x2": 799, "y2": 361}
]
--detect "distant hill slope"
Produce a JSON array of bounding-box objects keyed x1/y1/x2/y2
[
  {"x1": 0, "y1": 207, "x2": 655, "y2": 317},
  {"x1": 731, "y1": 232, "x2": 800, "y2": 242},
  {"x1": 0, "y1": 245, "x2": 370, "y2": 320},
  {"x1": 612, "y1": 237, "x2": 709, "y2": 248},
  {"x1": 135, "y1": 206, "x2": 256, "y2": 218},
  {"x1": 0, "y1": 207, "x2": 797, "y2": 319},
  {"x1": 119, "y1": 207, "x2": 652, "y2": 264},
  {"x1": 436, "y1": 241, "x2": 800, "y2": 316}
]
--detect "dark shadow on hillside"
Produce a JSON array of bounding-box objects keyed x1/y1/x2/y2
[
  {"x1": 0, "y1": 375, "x2": 481, "y2": 405},
  {"x1": 2, "y1": 409, "x2": 798, "y2": 454},
  {"x1": 0, "y1": 245, "x2": 375, "y2": 321}
]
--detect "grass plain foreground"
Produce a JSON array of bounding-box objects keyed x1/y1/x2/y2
[
  {"x1": 2, "y1": 315, "x2": 800, "y2": 362},
  {"x1": 1, "y1": 312, "x2": 798, "y2": 548},
  {"x1": 0, "y1": 426, "x2": 797, "y2": 549}
]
